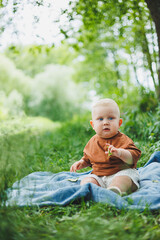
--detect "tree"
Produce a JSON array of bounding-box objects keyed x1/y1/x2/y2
[
  {"x1": 145, "y1": 0, "x2": 160, "y2": 99},
  {"x1": 61, "y1": 0, "x2": 160, "y2": 100},
  {"x1": 1, "y1": 0, "x2": 160, "y2": 99}
]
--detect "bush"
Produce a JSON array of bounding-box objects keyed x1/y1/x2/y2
[
  {"x1": 0, "y1": 54, "x2": 85, "y2": 121},
  {"x1": 121, "y1": 105, "x2": 160, "y2": 142},
  {"x1": 27, "y1": 64, "x2": 84, "y2": 121},
  {"x1": 0, "y1": 54, "x2": 32, "y2": 119},
  {"x1": 0, "y1": 54, "x2": 31, "y2": 96},
  {"x1": 0, "y1": 90, "x2": 25, "y2": 119},
  {"x1": 138, "y1": 88, "x2": 158, "y2": 112}
]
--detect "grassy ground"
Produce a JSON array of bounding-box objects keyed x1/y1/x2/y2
[{"x1": 0, "y1": 116, "x2": 160, "y2": 240}]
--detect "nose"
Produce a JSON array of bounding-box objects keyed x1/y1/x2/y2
[{"x1": 103, "y1": 119, "x2": 109, "y2": 125}]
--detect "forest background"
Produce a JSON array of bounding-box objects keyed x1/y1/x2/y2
[{"x1": 0, "y1": 0, "x2": 160, "y2": 239}]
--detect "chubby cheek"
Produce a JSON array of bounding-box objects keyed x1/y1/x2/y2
[
  {"x1": 94, "y1": 124, "x2": 100, "y2": 132},
  {"x1": 114, "y1": 124, "x2": 120, "y2": 131},
  {"x1": 109, "y1": 123, "x2": 118, "y2": 132},
  {"x1": 97, "y1": 125, "x2": 103, "y2": 132},
  {"x1": 117, "y1": 122, "x2": 121, "y2": 129},
  {"x1": 94, "y1": 125, "x2": 98, "y2": 131}
]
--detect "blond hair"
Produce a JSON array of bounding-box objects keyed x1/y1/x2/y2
[{"x1": 92, "y1": 98, "x2": 120, "y2": 118}]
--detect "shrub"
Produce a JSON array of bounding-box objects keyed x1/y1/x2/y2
[
  {"x1": 121, "y1": 105, "x2": 160, "y2": 142},
  {"x1": 27, "y1": 64, "x2": 84, "y2": 121},
  {"x1": 0, "y1": 54, "x2": 32, "y2": 119},
  {"x1": 0, "y1": 54, "x2": 31, "y2": 96},
  {"x1": 0, "y1": 90, "x2": 25, "y2": 119},
  {"x1": 138, "y1": 88, "x2": 158, "y2": 112},
  {"x1": 0, "y1": 54, "x2": 85, "y2": 121}
]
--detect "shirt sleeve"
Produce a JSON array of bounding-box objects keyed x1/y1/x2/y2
[
  {"x1": 81, "y1": 152, "x2": 91, "y2": 165},
  {"x1": 81, "y1": 138, "x2": 93, "y2": 166},
  {"x1": 126, "y1": 142, "x2": 141, "y2": 165}
]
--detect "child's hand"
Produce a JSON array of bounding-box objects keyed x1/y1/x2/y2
[
  {"x1": 105, "y1": 143, "x2": 133, "y2": 164},
  {"x1": 70, "y1": 159, "x2": 87, "y2": 172},
  {"x1": 105, "y1": 143, "x2": 121, "y2": 158}
]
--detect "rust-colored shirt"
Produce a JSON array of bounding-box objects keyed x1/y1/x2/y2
[{"x1": 82, "y1": 131, "x2": 141, "y2": 176}]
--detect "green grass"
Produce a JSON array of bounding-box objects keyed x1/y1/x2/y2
[
  {"x1": 0, "y1": 116, "x2": 160, "y2": 240},
  {"x1": 0, "y1": 117, "x2": 61, "y2": 191}
]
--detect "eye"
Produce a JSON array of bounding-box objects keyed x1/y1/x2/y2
[
  {"x1": 98, "y1": 118, "x2": 103, "y2": 121},
  {"x1": 108, "y1": 117, "x2": 113, "y2": 120}
]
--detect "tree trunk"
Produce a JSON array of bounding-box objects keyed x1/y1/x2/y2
[{"x1": 145, "y1": 0, "x2": 160, "y2": 100}]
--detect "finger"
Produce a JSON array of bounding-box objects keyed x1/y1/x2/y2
[
  {"x1": 76, "y1": 162, "x2": 81, "y2": 170},
  {"x1": 108, "y1": 145, "x2": 114, "y2": 151},
  {"x1": 74, "y1": 165, "x2": 78, "y2": 172},
  {"x1": 70, "y1": 164, "x2": 76, "y2": 172},
  {"x1": 70, "y1": 165, "x2": 74, "y2": 172},
  {"x1": 110, "y1": 147, "x2": 117, "y2": 152}
]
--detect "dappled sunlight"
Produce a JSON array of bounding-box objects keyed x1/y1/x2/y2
[{"x1": 0, "y1": 1, "x2": 160, "y2": 239}]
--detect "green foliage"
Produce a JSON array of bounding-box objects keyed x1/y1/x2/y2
[
  {"x1": 62, "y1": 0, "x2": 159, "y2": 99},
  {"x1": 27, "y1": 64, "x2": 84, "y2": 121},
  {"x1": 0, "y1": 117, "x2": 61, "y2": 193},
  {"x1": 0, "y1": 54, "x2": 31, "y2": 96},
  {"x1": 0, "y1": 115, "x2": 92, "y2": 196},
  {"x1": 0, "y1": 54, "x2": 31, "y2": 119},
  {"x1": 0, "y1": 90, "x2": 24, "y2": 119},
  {"x1": 5, "y1": 44, "x2": 77, "y2": 77},
  {"x1": 121, "y1": 105, "x2": 160, "y2": 142},
  {"x1": 73, "y1": 43, "x2": 131, "y2": 95},
  {"x1": 0, "y1": 2, "x2": 160, "y2": 237},
  {"x1": 52, "y1": 206, "x2": 160, "y2": 240},
  {"x1": 138, "y1": 87, "x2": 158, "y2": 112},
  {"x1": 1, "y1": 203, "x2": 160, "y2": 240},
  {"x1": 0, "y1": 53, "x2": 84, "y2": 121}
]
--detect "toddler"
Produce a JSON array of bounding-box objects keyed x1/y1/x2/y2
[{"x1": 70, "y1": 98, "x2": 141, "y2": 196}]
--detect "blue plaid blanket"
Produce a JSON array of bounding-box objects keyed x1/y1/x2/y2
[{"x1": 6, "y1": 151, "x2": 160, "y2": 210}]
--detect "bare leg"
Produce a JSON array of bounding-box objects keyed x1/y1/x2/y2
[
  {"x1": 80, "y1": 177, "x2": 100, "y2": 186},
  {"x1": 108, "y1": 175, "x2": 138, "y2": 195}
]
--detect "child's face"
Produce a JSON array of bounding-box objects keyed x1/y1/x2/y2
[{"x1": 90, "y1": 104, "x2": 122, "y2": 139}]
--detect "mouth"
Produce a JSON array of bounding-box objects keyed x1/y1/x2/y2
[{"x1": 103, "y1": 128, "x2": 110, "y2": 131}]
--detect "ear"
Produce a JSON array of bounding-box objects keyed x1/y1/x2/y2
[
  {"x1": 90, "y1": 120, "x2": 94, "y2": 129},
  {"x1": 119, "y1": 118, "x2": 123, "y2": 127}
]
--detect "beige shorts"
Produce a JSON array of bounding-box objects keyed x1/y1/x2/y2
[{"x1": 88, "y1": 168, "x2": 140, "y2": 189}]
